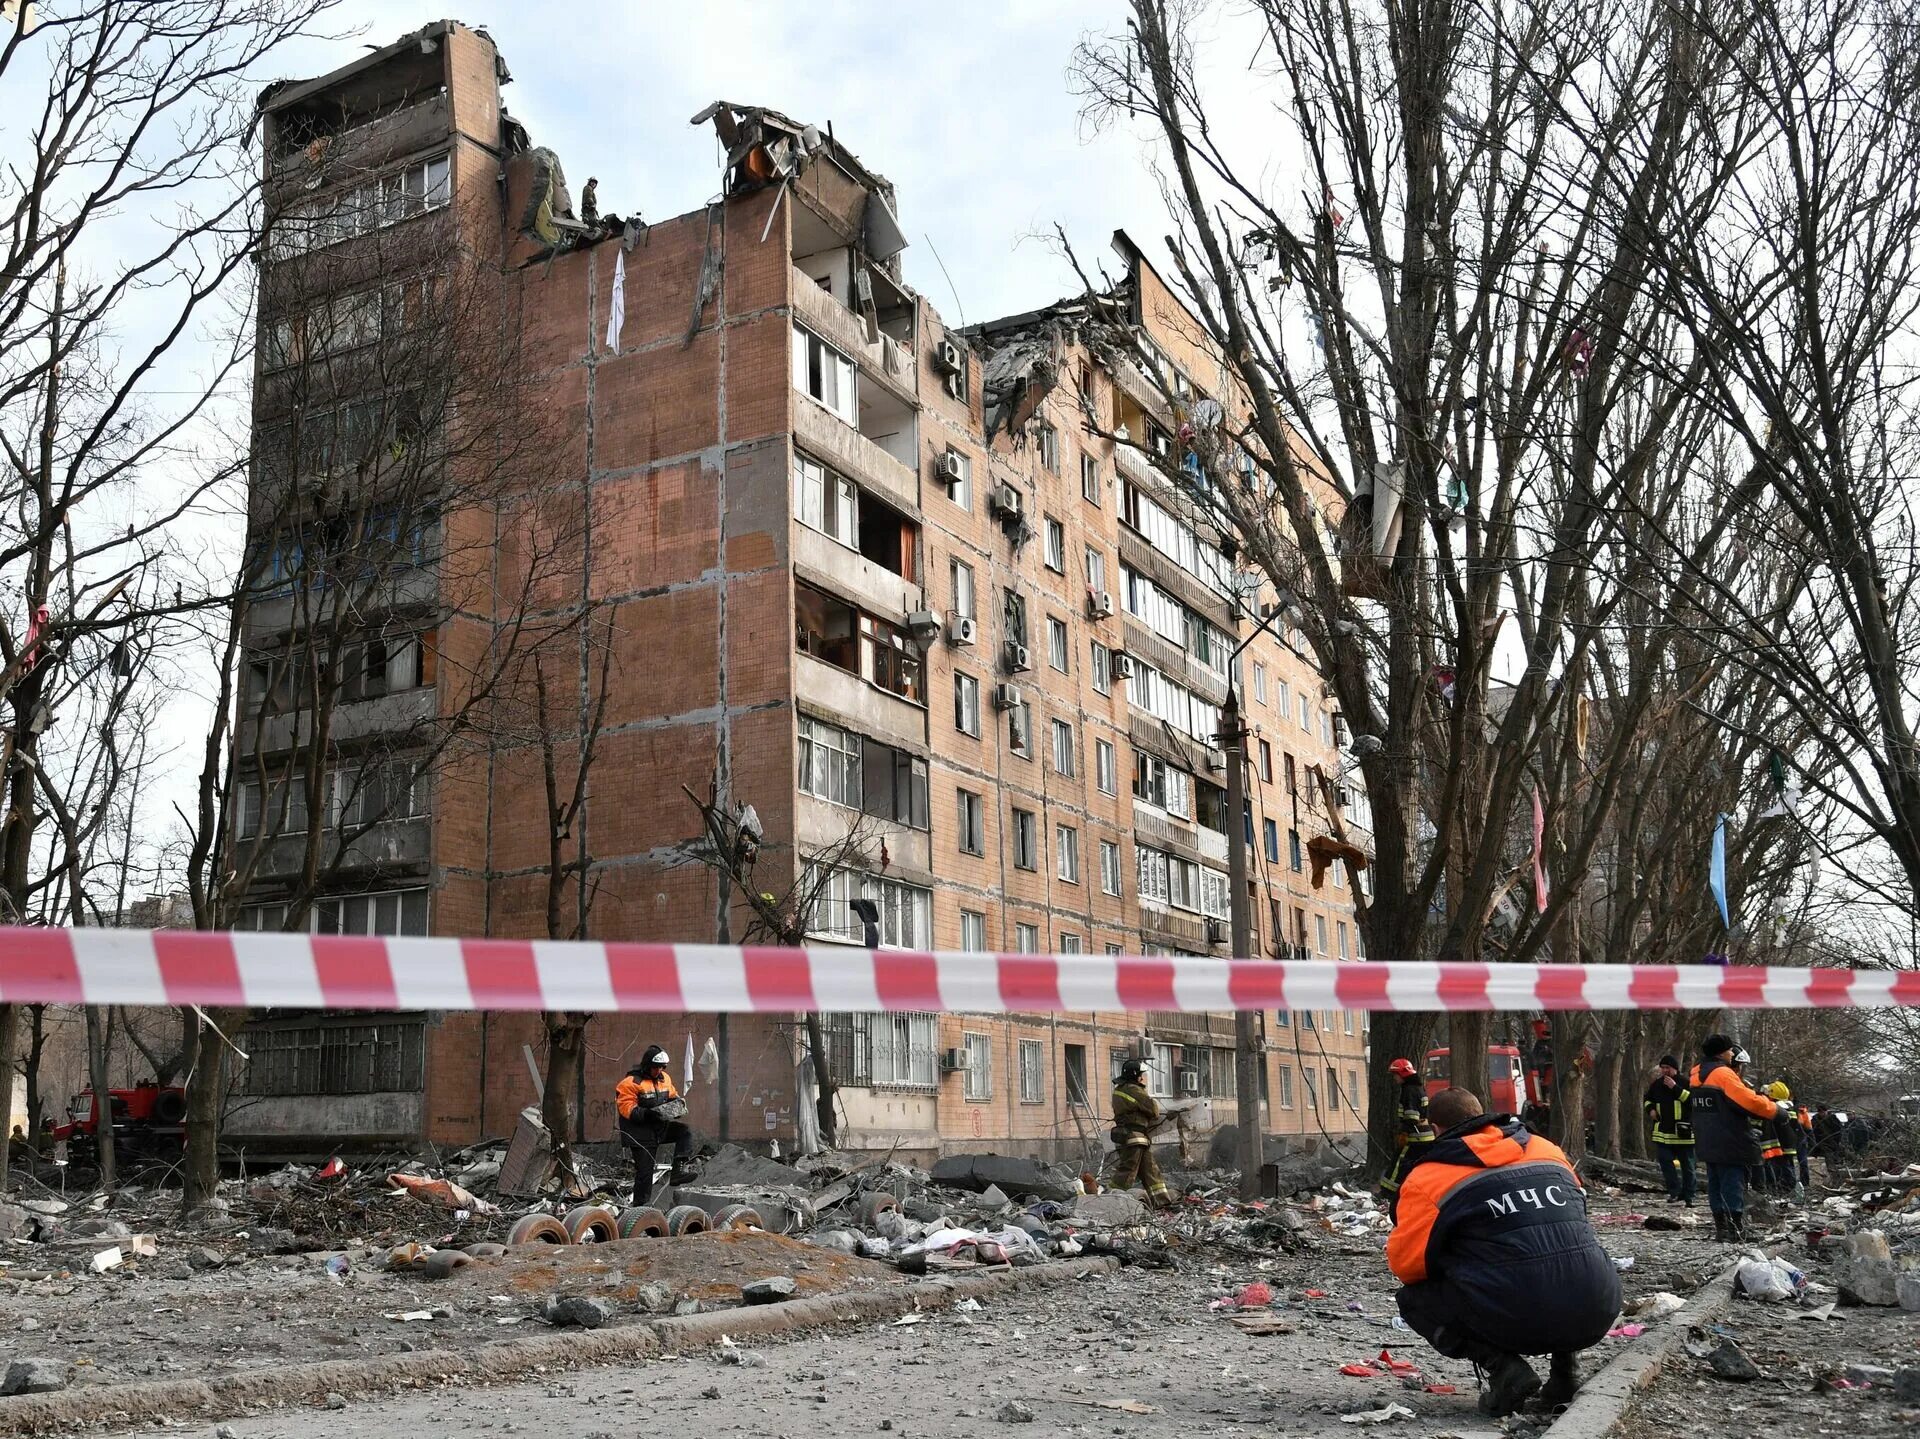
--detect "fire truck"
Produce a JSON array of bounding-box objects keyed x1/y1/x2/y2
[{"x1": 49, "y1": 1082, "x2": 188, "y2": 1169}]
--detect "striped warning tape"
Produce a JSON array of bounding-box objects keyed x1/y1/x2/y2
[{"x1": 0, "y1": 928, "x2": 1914, "y2": 1012}]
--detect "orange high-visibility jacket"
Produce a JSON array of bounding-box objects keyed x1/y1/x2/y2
[
  {"x1": 615, "y1": 1070, "x2": 679, "y2": 1121},
  {"x1": 1687, "y1": 1059, "x2": 1779, "y2": 1165}
]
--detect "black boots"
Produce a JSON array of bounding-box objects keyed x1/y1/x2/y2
[
  {"x1": 1538, "y1": 1353, "x2": 1579, "y2": 1410},
  {"x1": 1478, "y1": 1354, "x2": 1542, "y2": 1418},
  {"x1": 1712, "y1": 1211, "x2": 1733, "y2": 1241}
]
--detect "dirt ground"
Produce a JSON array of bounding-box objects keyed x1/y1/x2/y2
[
  {"x1": 3, "y1": 1175, "x2": 1753, "y2": 1437},
  {"x1": 1616, "y1": 1252, "x2": 1920, "y2": 1439},
  {"x1": 0, "y1": 1227, "x2": 896, "y2": 1388}
]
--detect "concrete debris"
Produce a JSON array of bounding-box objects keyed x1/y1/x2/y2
[
  {"x1": 995, "y1": 1400, "x2": 1036, "y2": 1423},
  {"x1": 633, "y1": 1282, "x2": 678, "y2": 1314},
  {"x1": 702, "y1": 1143, "x2": 811, "y2": 1190},
  {"x1": 541, "y1": 1295, "x2": 613, "y2": 1329},
  {"x1": 927, "y1": 1155, "x2": 1077, "y2": 1201},
  {"x1": 1685, "y1": 1326, "x2": 1762, "y2": 1381},
  {"x1": 1, "y1": 1359, "x2": 74, "y2": 1396},
  {"x1": 740, "y1": 1276, "x2": 797, "y2": 1304}
]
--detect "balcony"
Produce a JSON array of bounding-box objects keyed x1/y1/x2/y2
[
  {"x1": 245, "y1": 562, "x2": 439, "y2": 642},
  {"x1": 239, "y1": 684, "x2": 438, "y2": 758},
  {"x1": 793, "y1": 396, "x2": 919, "y2": 518},
  {"x1": 238, "y1": 814, "x2": 431, "y2": 882},
  {"x1": 791, "y1": 264, "x2": 916, "y2": 407}
]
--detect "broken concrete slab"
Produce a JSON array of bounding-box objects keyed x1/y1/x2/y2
[
  {"x1": 2, "y1": 1359, "x2": 74, "y2": 1396},
  {"x1": 741, "y1": 1277, "x2": 797, "y2": 1305},
  {"x1": 1071, "y1": 1191, "x2": 1150, "y2": 1226},
  {"x1": 699, "y1": 1144, "x2": 810, "y2": 1190},
  {"x1": 928, "y1": 1155, "x2": 1075, "y2": 1202},
  {"x1": 541, "y1": 1296, "x2": 613, "y2": 1329}
]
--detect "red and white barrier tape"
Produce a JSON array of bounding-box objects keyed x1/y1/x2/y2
[{"x1": 1, "y1": 928, "x2": 1915, "y2": 1012}]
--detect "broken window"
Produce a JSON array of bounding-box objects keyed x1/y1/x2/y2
[
  {"x1": 792, "y1": 323, "x2": 856, "y2": 423},
  {"x1": 1009, "y1": 700, "x2": 1032, "y2": 757},
  {"x1": 1012, "y1": 808, "x2": 1038, "y2": 870},
  {"x1": 794, "y1": 452, "x2": 857, "y2": 547},
  {"x1": 1036, "y1": 422, "x2": 1060, "y2": 474},
  {"x1": 329, "y1": 760, "x2": 426, "y2": 830},
  {"x1": 956, "y1": 789, "x2": 984, "y2": 856},
  {"x1": 795, "y1": 583, "x2": 859, "y2": 671},
  {"x1": 856, "y1": 490, "x2": 917, "y2": 580},
  {"x1": 340, "y1": 629, "x2": 433, "y2": 702},
  {"x1": 1081, "y1": 452, "x2": 1103, "y2": 505},
  {"x1": 805, "y1": 867, "x2": 931, "y2": 947},
  {"x1": 861, "y1": 740, "x2": 929, "y2": 830},
  {"x1": 269, "y1": 154, "x2": 451, "y2": 262},
  {"x1": 240, "y1": 1016, "x2": 427, "y2": 1097},
  {"x1": 949, "y1": 557, "x2": 975, "y2": 620},
  {"x1": 1044, "y1": 516, "x2": 1065, "y2": 571},
  {"x1": 953, "y1": 672, "x2": 980, "y2": 736},
  {"x1": 1047, "y1": 616, "x2": 1068, "y2": 673},
  {"x1": 1055, "y1": 824, "x2": 1080, "y2": 883},
  {"x1": 859, "y1": 612, "x2": 924, "y2": 703},
  {"x1": 1001, "y1": 589, "x2": 1029, "y2": 649}
]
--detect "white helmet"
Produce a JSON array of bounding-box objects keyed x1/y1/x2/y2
[{"x1": 642, "y1": 1045, "x2": 670, "y2": 1068}]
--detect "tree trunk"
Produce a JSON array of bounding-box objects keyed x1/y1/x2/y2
[
  {"x1": 1593, "y1": 1017, "x2": 1625, "y2": 1158},
  {"x1": 23, "y1": 1004, "x2": 47, "y2": 1152},
  {"x1": 1550, "y1": 1012, "x2": 1593, "y2": 1165},
  {"x1": 181, "y1": 1006, "x2": 240, "y2": 1215},
  {"x1": 1618, "y1": 1017, "x2": 1649, "y2": 1160},
  {"x1": 540, "y1": 1015, "x2": 586, "y2": 1154},
  {"x1": 0, "y1": 1003, "x2": 16, "y2": 1192},
  {"x1": 1448, "y1": 1011, "x2": 1493, "y2": 1108},
  {"x1": 86, "y1": 1006, "x2": 116, "y2": 1193},
  {"x1": 803, "y1": 1013, "x2": 837, "y2": 1149}
]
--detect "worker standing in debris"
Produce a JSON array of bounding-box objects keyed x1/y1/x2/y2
[
  {"x1": 616, "y1": 1045, "x2": 696, "y2": 1204},
  {"x1": 1105, "y1": 1058, "x2": 1172, "y2": 1208},
  {"x1": 1386, "y1": 1087, "x2": 1620, "y2": 1418},
  {"x1": 1765, "y1": 1082, "x2": 1804, "y2": 1200},
  {"x1": 1796, "y1": 1100, "x2": 1815, "y2": 1190},
  {"x1": 1689, "y1": 1035, "x2": 1791, "y2": 1241},
  {"x1": 1642, "y1": 1056, "x2": 1695, "y2": 1207},
  {"x1": 1378, "y1": 1057, "x2": 1435, "y2": 1199}
]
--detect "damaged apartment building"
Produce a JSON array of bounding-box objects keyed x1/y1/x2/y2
[{"x1": 233, "y1": 20, "x2": 1372, "y2": 1165}]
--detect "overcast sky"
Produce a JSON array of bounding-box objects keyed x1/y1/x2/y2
[{"x1": 272, "y1": 2, "x2": 1202, "y2": 328}]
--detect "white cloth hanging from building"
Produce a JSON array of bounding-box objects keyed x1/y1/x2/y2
[{"x1": 605, "y1": 249, "x2": 625, "y2": 352}]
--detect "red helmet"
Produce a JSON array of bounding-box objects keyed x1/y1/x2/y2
[{"x1": 1388, "y1": 1058, "x2": 1417, "y2": 1080}]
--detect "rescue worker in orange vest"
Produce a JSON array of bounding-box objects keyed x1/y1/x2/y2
[
  {"x1": 1387, "y1": 1088, "x2": 1620, "y2": 1417},
  {"x1": 615, "y1": 1045, "x2": 695, "y2": 1204},
  {"x1": 1379, "y1": 1057, "x2": 1435, "y2": 1198},
  {"x1": 1795, "y1": 1100, "x2": 1815, "y2": 1190},
  {"x1": 1689, "y1": 1035, "x2": 1791, "y2": 1242}
]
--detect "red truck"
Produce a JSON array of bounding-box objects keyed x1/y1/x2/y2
[
  {"x1": 1423, "y1": 1044, "x2": 1530, "y2": 1114},
  {"x1": 50, "y1": 1082, "x2": 187, "y2": 1169}
]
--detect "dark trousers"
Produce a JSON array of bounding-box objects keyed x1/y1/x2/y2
[
  {"x1": 1704, "y1": 1161, "x2": 1747, "y2": 1216},
  {"x1": 1653, "y1": 1143, "x2": 1695, "y2": 1203},
  {"x1": 1770, "y1": 1155, "x2": 1798, "y2": 1190},
  {"x1": 625, "y1": 1119, "x2": 694, "y2": 1203}
]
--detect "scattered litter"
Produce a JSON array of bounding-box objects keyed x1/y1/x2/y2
[
  {"x1": 1625, "y1": 1291, "x2": 1686, "y2": 1320},
  {"x1": 89, "y1": 1247, "x2": 122, "y2": 1273},
  {"x1": 324, "y1": 1254, "x2": 350, "y2": 1281},
  {"x1": 955, "y1": 1298, "x2": 983, "y2": 1312},
  {"x1": 1226, "y1": 1315, "x2": 1297, "y2": 1336},
  {"x1": 387, "y1": 1173, "x2": 498, "y2": 1215},
  {"x1": 1339, "y1": 1402, "x2": 1417, "y2": 1425},
  {"x1": 1794, "y1": 1302, "x2": 1840, "y2": 1322},
  {"x1": 1611, "y1": 1255, "x2": 1635, "y2": 1271},
  {"x1": 1736, "y1": 1255, "x2": 1805, "y2": 1303},
  {"x1": 1421, "y1": 1384, "x2": 1456, "y2": 1395},
  {"x1": 384, "y1": 1311, "x2": 438, "y2": 1323},
  {"x1": 1684, "y1": 1325, "x2": 1761, "y2": 1381},
  {"x1": 892, "y1": 1312, "x2": 927, "y2": 1326},
  {"x1": 1236, "y1": 1281, "x2": 1272, "y2": 1308},
  {"x1": 1606, "y1": 1323, "x2": 1646, "y2": 1338},
  {"x1": 1065, "y1": 1399, "x2": 1158, "y2": 1415},
  {"x1": 1305, "y1": 1288, "x2": 1331, "y2": 1299},
  {"x1": 316, "y1": 1158, "x2": 346, "y2": 1181}
]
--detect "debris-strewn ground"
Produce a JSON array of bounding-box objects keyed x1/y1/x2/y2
[{"x1": 6, "y1": 1144, "x2": 1917, "y2": 1434}]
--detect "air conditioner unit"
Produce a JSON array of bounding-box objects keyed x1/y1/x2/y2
[
  {"x1": 1181, "y1": 1069, "x2": 1202, "y2": 1095},
  {"x1": 938, "y1": 1047, "x2": 966, "y2": 1073},
  {"x1": 1206, "y1": 917, "x2": 1227, "y2": 946},
  {"x1": 989, "y1": 483, "x2": 1023, "y2": 520},
  {"x1": 1204, "y1": 748, "x2": 1227, "y2": 774},
  {"x1": 1109, "y1": 651, "x2": 1134, "y2": 681},
  {"x1": 1086, "y1": 588, "x2": 1114, "y2": 620},
  {"x1": 936, "y1": 449, "x2": 966, "y2": 486},
  {"x1": 944, "y1": 370, "x2": 965, "y2": 400},
  {"x1": 993, "y1": 682, "x2": 1022, "y2": 711},
  {"x1": 934, "y1": 338, "x2": 965, "y2": 375},
  {"x1": 905, "y1": 609, "x2": 942, "y2": 643},
  {"x1": 1004, "y1": 641, "x2": 1032, "y2": 674},
  {"x1": 948, "y1": 613, "x2": 978, "y2": 646}
]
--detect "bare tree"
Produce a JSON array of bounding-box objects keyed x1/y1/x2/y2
[
  {"x1": 1070, "y1": 0, "x2": 1807, "y2": 1166},
  {"x1": 526, "y1": 612, "x2": 615, "y2": 1171},
  {"x1": 170, "y1": 180, "x2": 586, "y2": 1212},
  {"x1": 0, "y1": 2, "x2": 343, "y2": 1192}
]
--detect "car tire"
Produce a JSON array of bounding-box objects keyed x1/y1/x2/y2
[
  {"x1": 709, "y1": 1203, "x2": 764, "y2": 1231},
  {"x1": 562, "y1": 1205, "x2": 619, "y2": 1244},
  {"x1": 506, "y1": 1213, "x2": 572, "y2": 1246},
  {"x1": 615, "y1": 1206, "x2": 668, "y2": 1239},
  {"x1": 664, "y1": 1204, "x2": 709, "y2": 1237}
]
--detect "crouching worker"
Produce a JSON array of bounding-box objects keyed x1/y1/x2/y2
[
  {"x1": 1387, "y1": 1088, "x2": 1621, "y2": 1417},
  {"x1": 616, "y1": 1045, "x2": 696, "y2": 1204}
]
